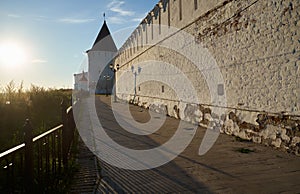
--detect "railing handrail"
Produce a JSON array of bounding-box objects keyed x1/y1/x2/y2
[
  {"x1": 33, "y1": 124, "x2": 63, "y2": 142},
  {"x1": 0, "y1": 143, "x2": 25, "y2": 159},
  {"x1": 0, "y1": 124, "x2": 64, "y2": 159},
  {"x1": 0, "y1": 103, "x2": 76, "y2": 193},
  {"x1": 0, "y1": 102, "x2": 74, "y2": 160}
]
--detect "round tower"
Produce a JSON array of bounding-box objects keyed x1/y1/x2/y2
[{"x1": 86, "y1": 19, "x2": 117, "y2": 94}]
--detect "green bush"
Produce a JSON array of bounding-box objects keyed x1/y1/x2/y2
[{"x1": 0, "y1": 81, "x2": 72, "y2": 152}]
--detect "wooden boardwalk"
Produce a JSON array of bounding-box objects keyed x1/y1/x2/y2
[
  {"x1": 69, "y1": 138, "x2": 99, "y2": 194},
  {"x1": 71, "y1": 95, "x2": 300, "y2": 193}
]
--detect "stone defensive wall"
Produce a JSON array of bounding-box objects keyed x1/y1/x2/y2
[{"x1": 112, "y1": 0, "x2": 300, "y2": 154}]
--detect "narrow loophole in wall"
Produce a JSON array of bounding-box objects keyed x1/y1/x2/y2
[
  {"x1": 168, "y1": 0, "x2": 171, "y2": 27},
  {"x1": 162, "y1": 85, "x2": 165, "y2": 93},
  {"x1": 136, "y1": 33, "x2": 139, "y2": 51},
  {"x1": 141, "y1": 27, "x2": 143, "y2": 48},
  {"x1": 146, "y1": 24, "x2": 148, "y2": 44},
  {"x1": 130, "y1": 42, "x2": 133, "y2": 56},
  {"x1": 151, "y1": 20, "x2": 154, "y2": 40},
  {"x1": 179, "y1": 0, "x2": 182, "y2": 20},
  {"x1": 159, "y1": 6, "x2": 161, "y2": 34},
  {"x1": 194, "y1": 0, "x2": 198, "y2": 10},
  {"x1": 133, "y1": 39, "x2": 135, "y2": 53},
  {"x1": 218, "y1": 84, "x2": 224, "y2": 96}
]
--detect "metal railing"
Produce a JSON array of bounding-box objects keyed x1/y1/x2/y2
[{"x1": 0, "y1": 101, "x2": 76, "y2": 193}]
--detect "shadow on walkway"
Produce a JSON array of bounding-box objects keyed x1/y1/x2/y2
[
  {"x1": 93, "y1": 96, "x2": 219, "y2": 193},
  {"x1": 74, "y1": 95, "x2": 300, "y2": 194}
]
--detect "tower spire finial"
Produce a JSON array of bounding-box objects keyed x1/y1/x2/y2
[{"x1": 103, "y1": 12, "x2": 106, "y2": 22}]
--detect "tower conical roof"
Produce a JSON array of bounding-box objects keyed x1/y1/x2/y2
[
  {"x1": 79, "y1": 71, "x2": 88, "y2": 81},
  {"x1": 89, "y1": 20, "x2": 117, "y2": 52}
]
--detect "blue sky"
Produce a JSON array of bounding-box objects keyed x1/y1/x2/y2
[{"x1": 0, "y1": 0, "x2": 157, "y2": 89}]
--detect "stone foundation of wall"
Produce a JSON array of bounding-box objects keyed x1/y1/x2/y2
[{"x1": 127, "y1": 97, "x2": 300, "y2": 155}]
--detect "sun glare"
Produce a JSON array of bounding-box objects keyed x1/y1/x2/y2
[{"x1": 0, "y1": 41, "x2": 29, "y2": 69}]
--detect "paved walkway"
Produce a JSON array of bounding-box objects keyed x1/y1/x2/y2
[{"x1": 75, "y1": 95, "x2": 300, "y2": 193}]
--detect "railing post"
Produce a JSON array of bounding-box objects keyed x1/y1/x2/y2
[
  {"x1": 67, "y1": 106, "x2": 75, "y2": 159},
  {"x1": 61, "y1": 100, "x2": 68, "y2": 169},
  {"x1": 24, "y1": 119, "x2": 34, "y2": 193}
]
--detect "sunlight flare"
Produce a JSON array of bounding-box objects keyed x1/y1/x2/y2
[{"x1": 0, "y1": 41, "x2": 29, "y2": 69}]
